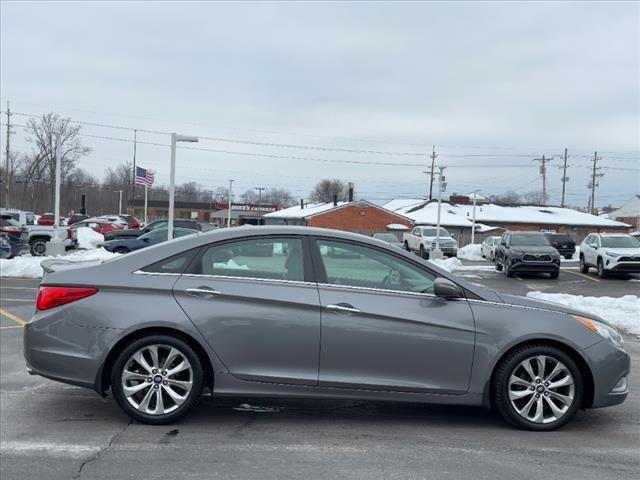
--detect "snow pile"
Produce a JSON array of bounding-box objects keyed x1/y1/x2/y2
[
  {"x1": 527, "y1": 292, "x2": 640, "y2": 335},
  {"x1": 428, "y1": 257, "x2": 495, "y2": 273},
  {"x1": 0, "y1": 249, "x2": 118, "y2": 278},
  {"x1": 457, "y1": 243, "x2": 485, "y2": 261},
  {"x1": 76, "y1": 227, "x2": 104, "y2": 249}
]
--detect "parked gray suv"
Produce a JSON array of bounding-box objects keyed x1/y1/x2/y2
[{"x1": 24, "y1": 227, "x2": 629, "y2": 430}]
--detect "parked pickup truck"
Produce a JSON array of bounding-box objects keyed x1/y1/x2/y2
[
  {"x1": 1, "y1": 209, "x2": 78, "y2": 256},
  {"x1": 403, "y1": 226, "x2": 458, "y2": 258}
]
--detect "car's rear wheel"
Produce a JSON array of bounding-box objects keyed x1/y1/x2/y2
[
  {"x1": 113, "y1": 247, "x2": 129, "y2": 254},
  {"x1": 419, "y1": 245, "x2": 428, "y2": 259},
  {"x1": 30, "y1": 238, "x2": 48, "y2": 256},
  {"x1": 493, "y1": 345, "x2": 583, "y2": 431},
  {"x1": 111, "y1": 335, "x2": 204, "y2": 424},
  {"x1": 597, "y1": 258, "x2": 607, "y2": 278},
  {"x1": 579, "y1": 255, "x2": 588, "y2": 273}
]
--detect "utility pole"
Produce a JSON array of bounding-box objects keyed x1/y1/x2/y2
[
  {"x1": 470, "y1": 189, "x2": 480, "y2": 244},
  {"x1": 427, "y1": 145, "x2": 437, "y2": 201},
  {"x1": 254, "y1": 186, "x2": 265, "y2": 225},
  {"x1": 431, "y1": 166, "x2": 447, "y2": 260},
  {"x1": 587, "y1": 151, "x2": 604, "y2": 214},
  {"x1": 560, "y1": 148, "x2": 569, "y2": 208},
  {"x1": 227, "y1": 179, "x2": 234, "y2": 227},
  {"x1": 533, "y1": 155, "x2": 554, "y2": 206},
  {"x1": 130, "y1": 129, "x2": 137, "y2": 215},
  {"x1": 4, "y1": 102, "x2": 12, "y2": 208}
]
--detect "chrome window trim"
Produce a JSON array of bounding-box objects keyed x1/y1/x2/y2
[
  {"x1": 133, "y1": 270, "x2": 182, "y2": 276},
  {"x1": 316, "y1": 281, "x2": 438, "y2": 299},
  {"x1": 179, "y1": 273, "x2": 317, "y2": 287}
]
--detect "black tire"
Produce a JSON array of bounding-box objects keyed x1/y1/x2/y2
[
  {"x1": 549, "y1": 271, "x2": 559, "y2": 279},
  {"x1": 404, "y1": 241, "x2": 410, "y2": 251},
  {"x1": 419, "y1": 245, "x2": 428, "y2": 259},
  {"x1": 113, "y1": 247, "x2": 130, "y2": 254},
  {"x1": 29, "y1": 238, "x2": 48, "y2": 256},
  {"x1": 110, "y1": 334, "x2": 204, "y2": 425},
  {"x1": 492, "y1": 344, "x2": 583, "y2": 431},
  {"x1": 597, "y1": 258, "x2": 607, "y2": 278},
  {"x1": 505, "y1": 259, "x2": 514, "y2": 277},
  {"x1": 579, "y1": 255, "x2": 588, "y2": 273},
  {"x1": 495, "y1": 255, "x2": 503, "y2": 271}
]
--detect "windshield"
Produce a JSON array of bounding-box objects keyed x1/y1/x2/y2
[
  {"x1": 510, "y1": 233, "x2": 550, "y2": 246},
  {"x1": 374, "y1": 233, "x2": 399, "y2": 242},
  {"x1": 421, "y1": 228, "x2": 450, "y2": 237},
  {"x1": 601, "y1": 236, "x2": 640, "y2": 248}
]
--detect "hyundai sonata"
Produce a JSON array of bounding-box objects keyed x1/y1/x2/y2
[{"x1": 24, "y1": 227, "x2": 629, "y2": 430}]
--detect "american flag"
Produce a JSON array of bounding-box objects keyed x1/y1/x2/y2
[{"x1": 135, "y1": 166, "x2": 155, "y2": 188}]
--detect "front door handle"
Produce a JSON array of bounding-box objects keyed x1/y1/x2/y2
[
  {"x1": 184, "y1": 287, "x2": 221, "y2": 298},
  {"x1": 326, "y1": 303, "x2": 360, "y2": 314}
]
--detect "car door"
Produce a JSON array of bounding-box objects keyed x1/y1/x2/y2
[
  {"x1": 173, "y1": 236, "x2": 321, "y2": 386},
  {"x1": 311, "y1": 237, "x2": 476, "y2": 394},
  {"x1": 410, "y1": 227, "x2": 421, "y2": 251},
  {"x1": 584, "y1": 235, "x2": 598, "y2": 265}
]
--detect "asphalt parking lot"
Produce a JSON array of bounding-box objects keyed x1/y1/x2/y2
[{"x1": 1, "y1": 267, "x2": 639, "y2": 480}]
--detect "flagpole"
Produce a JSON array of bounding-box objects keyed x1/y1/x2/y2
[{"x1": 144, "y1": 184, "x2": 148, "y2": 227}]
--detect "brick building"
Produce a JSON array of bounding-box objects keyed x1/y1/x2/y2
[{"x1": 263, "y1": 200, "x2": 413, "y2": 235}]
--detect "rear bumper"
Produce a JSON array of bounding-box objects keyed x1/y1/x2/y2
[
  {"x1": 10, "y1": 242, "x2": 29, "y2": 256},
  {"x1": 557, "y1": 248, "x2": 576, "y2": 256},
  {"x1": 584, "y1": 340, "x2": 630, "y2": 408}
]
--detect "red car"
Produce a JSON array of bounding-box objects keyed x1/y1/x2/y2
[
  {"x1": 119, "y1": 215, "x2": 141, "y2": 229},
  {"x1": 71, "y1": 220, "x2": 124, "y2": 235},
  {"x1": 37, "y1": 213, "x2": 55, "y2": 226}
]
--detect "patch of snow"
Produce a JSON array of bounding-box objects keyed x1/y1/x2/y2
[
  {"x1": 76, "y1": 227, "x2": 104, "y2": 249},
  {"x1": 457, "y1": 243, "x2": 486, "y2": 261},
  {"x1": 526, "y1": 292, "x2": 640, "y2": 335},
  {"x1": 0, "y1": 249, "x2": 118, "y2": 278},
  {"x1": 428, "y1": 257, "x2": 495, "y2": 273}
]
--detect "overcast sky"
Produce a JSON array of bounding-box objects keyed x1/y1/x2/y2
[{"x1": 1, "y1": 1, "x2": 638, "y2": 208}]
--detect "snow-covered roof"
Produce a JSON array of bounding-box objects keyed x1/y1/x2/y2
[
  {"x1": 386, "y1": 223, "x2": 409, "y2": 230},
  {"x1": 607, "y1": 195, "x2": 640, "y2": 218},
  {"x1": 264, "y1": 201, "x2": 350, "y2": 219},
  {"x1": 386, "y1": 200, "x2": 630, "y2": 228},
  {"x1": 381, "y1": 198, "x2": 426, "y2": 212}
]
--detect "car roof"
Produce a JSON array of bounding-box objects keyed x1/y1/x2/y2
[{"x1": 596, "y1": 233, "x2": 630, "y2": 237}]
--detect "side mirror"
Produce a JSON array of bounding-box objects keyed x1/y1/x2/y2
[
  {"x1": 433, "y1": 278, "x2": 463, "y2": 299},
  {"x1": 590, "y1": 243, "x2": 598, "y2": 249},
  {"x1": 142, "y1": 237, "x2": 150, "y2": 243}
]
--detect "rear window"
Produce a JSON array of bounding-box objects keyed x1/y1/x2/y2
[
  {"x1": 544, "y1": 234, "x2": 574, "y2": 243},
  {"x1": 1, "y1": 217, "x2": 21, "y2": 227},
  {"x1": 141, "y1": 249, "x2": 199, "y2": 274}
]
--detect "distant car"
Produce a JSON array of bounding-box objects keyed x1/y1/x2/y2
[
  {"x1": 0, "y1": 216, "x2": 29, "y2": 257},
  {"x1": 103, "y1": 219, "x2": 202, "y2": 241},
  {"x1": 37, "y1": 213, "x2": 55, "y2": 226},
  {"x1": 544, "y1": 233, "x2": 576, "y2": 259},
  {"x1": 0, "y1": 234, "x2": 12, "y2": 259},
  {"x1": 495, "y1": 231, "x2": 560, "y2": 279},
  {"x1": 403, "y1": 226, "x2": 458, "y2": 258},
  {"x1": 96, "y1": 215, "x2": 129, "y2": 228},
  {"x1": 579, "y1": 233, "x2": 640, "y2": 277},
  {"x1": 0, "y1": 209, "x2": 37, "y2": 226},
  {"x1": 101, "y1": 227, "x2": 198, "y2": 254},
  {"x1": 480, "y1": 236, "x2": 501, "y2": 261},
  {"x1": 71, "y1": 219, "x2": 124, "y2": 236},
  {"x1": 372, "y1": 232, "x2": 403, "y2": 248},
  {"x1": 67, "y1": 214, "x2": 90, "y2": 226},
  {"x1": 119, "y1": 215, "x2": 141, "y2": 229}
]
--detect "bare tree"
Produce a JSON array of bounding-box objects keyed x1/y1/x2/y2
[
  {"x1": 240, "y1": 189, "x2": 258, "y2": 204},
  {"x1": 310, "y1": 179, "x2": 347, "y2": 203}
]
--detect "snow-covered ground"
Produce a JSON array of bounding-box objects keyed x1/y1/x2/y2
[
  {"x1": 457, "y1": 244, "x2": 485, "y2": 261},
  {"x1": 0, "y1": 249, "x2": 117, "y2": 278},
  {"x1": 429, "y1": 257, "x2": 495, "y2": 273},
  {"x1": 76, "y1": 227, "x2": 104, "y2": 249},
  {"x1": 527, "y1": 292, "x2": 640, "y2": 335}
]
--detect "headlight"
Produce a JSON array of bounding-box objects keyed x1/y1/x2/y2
[
  {"x1": 574, "y1": 316, "x2": 624, "y2": 350},
  {"x1": 604, "y1": 250, "x2": 621, "y2": 257},
  {"x1": 510, "y1": 249, "x2": 525, "y2": 256}
]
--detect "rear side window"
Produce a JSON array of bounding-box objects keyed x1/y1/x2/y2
[
  {"x1": 141, "y1": 250, "x2": 198, "y2": 274},
  {"x1": 196, "y1": 238, "x2": 304, "y2": 281}
]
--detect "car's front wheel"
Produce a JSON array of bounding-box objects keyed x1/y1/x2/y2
[
  {"x1": 113, "y1": 247, "x2": 130, "y2": 254},
  {"x1": 111, "y1": 334, "x2": 204, "y2": 424},
  {"x1": 504, "y1": 258, "x2": 514, "y2": 277},
  {"x1": 493, "y1": 345, "x2": 583, "y2": 431},
  {"x1": 579, "y1": 255, "x2": 588, "y2": 273},
  {"x1": 597, "y1": 258, "x2": 607, "y2": 278}
]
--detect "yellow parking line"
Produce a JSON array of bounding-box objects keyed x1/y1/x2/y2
[
  {"x1": 566, "y1": 270, "x2": 599, "y2": 282},
  {"x1": 0, "y1": 298, "x2": 34, "y2": 302},
  {"x1": 0, "y1": 308, "x2": 27, "y2": 326}
]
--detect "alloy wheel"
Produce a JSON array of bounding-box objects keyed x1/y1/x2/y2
[
  {"x1": 121, "y1": 344, "x2": 193, "y2": 415},
  {"x1": 508, "y1": 355, "x2": 575, "y2": 424}
]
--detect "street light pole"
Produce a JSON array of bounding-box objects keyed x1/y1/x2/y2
[
  {"x1": 168, "y1": 133, "x2": 199, "y2": 240},
  {"x1": 432, "y1": 166, "x2": 447, "y2": 260},
  {"x1": 227, "y1": 179, "x2": 234, "y2": 227},
  {"x1": 117, "y1": 190, "x2": 123, "y2": 215},
  {"x1": 254, "y1": 186, "x2": 265, "y2": 225},
  {"x1": 471, "y1": 189, "x2": 480, "y2": 244},
  {"x1": 45, "y1": 131, "x2": 65, "y2": 256}
]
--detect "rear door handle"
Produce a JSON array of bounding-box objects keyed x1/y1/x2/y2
[
  {"x1": 184, "y1": 287, "x2": 221, "y2": 298},
  {"x1": 326, "y1": 303, "x2": 360, "y2": 314}
]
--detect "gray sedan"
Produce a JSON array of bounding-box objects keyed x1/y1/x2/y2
[{"x1": 24, "y1": 227, "x2": 629, "y2": 430}]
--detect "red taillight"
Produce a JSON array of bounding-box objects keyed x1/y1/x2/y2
[
  {"x1": 36, "y1": 286, "x2": 98, "y2": 311},
  {"x1": 0, "y1": 226, "x2": 21, "y2": 233}
]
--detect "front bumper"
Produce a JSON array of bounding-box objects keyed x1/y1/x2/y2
[
  {"x1": 23, "y1": 307, "x2": 123, "y2": 392},
  {"x1": 510, "y1": 259, "x2": 560, "y2": 273},
  {"x1": 605, "y1": 259, "x2": 640, "y2": 273},
  {"x1": 584, "y1": 339, "x2": 630, "y2": 408}
]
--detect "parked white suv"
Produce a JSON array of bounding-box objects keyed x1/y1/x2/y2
[
  {"x1": 403, "y1": 226, "x2": 458, "y2": 258},
  {"x1": 580, "y1": 233, "x2": 640, "y2": 277}
]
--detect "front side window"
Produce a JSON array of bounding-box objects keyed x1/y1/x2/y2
[
  {"x1": 317, "y1": 240, "x2": 436, "y2": 294},
  {"x1": 197, "y1": 238, "x2": 305, "y2": 281}
]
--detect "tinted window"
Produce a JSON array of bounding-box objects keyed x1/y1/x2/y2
[
  {"x1": 317, "y1": 240, "x2": 435, "y2": 294},
  {"x1": 421, "y1": 227, "x2": 450, "y2": 237},
  {"x1": 510, "y1": 234, "x2": 550, "y2": 246},
  {"x1": 0, "y1": 217, "x2": 21, "y2": 227},
  {"x1": 142, "y1": 250, "x2": 198, "y2": 274},
  {"x1": 373, "y1": 233, "x2": 399, "y2": 242},
  {"x1": 601, "y1": 236, "x2": 640, "y2": 248},
  {"x1": 197, "y1": 238, "x2": 304, "y2": 281}
]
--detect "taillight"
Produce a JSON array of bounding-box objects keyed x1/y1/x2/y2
[
  {"x1": 0, "y1": 226, "x2": 21, "y2": 233},
  {"x1": 36, "y1": 286, "x2": 98, "y2": 311}
]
